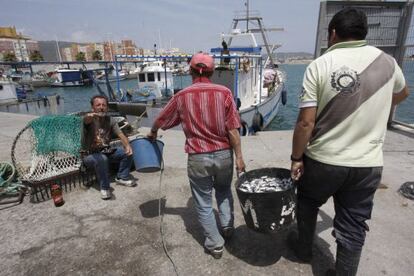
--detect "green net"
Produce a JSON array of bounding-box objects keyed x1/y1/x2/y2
[{"x1": 29, "y1": 115, "x2": 82, "y2": 157}]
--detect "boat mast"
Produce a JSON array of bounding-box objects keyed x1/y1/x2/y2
[
  {"x1": 228, "y1": 1, "x2": 278, "y2": 67},
  {"x1": 109, "y1": 40, "x2": 113, "y2": 62},
  {"x1": 246, "y1": 0, "x2": 249, "y2": 31},
  {"x1": 55, "y1": 36, "x2": 62, "y2": 63}
]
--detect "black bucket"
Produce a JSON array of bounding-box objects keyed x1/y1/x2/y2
[{"x1": 236, "y1": 167, "x2": 296, "y2": 234}]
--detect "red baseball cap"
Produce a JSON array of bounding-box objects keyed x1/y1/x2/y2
[{"x1": 190, "y1": 53, "x2": 214, "y2": 74}]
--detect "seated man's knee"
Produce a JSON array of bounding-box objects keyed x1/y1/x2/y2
[{"x1": 85, "y1": 153, "x2": 109, "y2": 168}]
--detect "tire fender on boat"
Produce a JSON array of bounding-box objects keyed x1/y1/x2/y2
[
  {"x1": 42, "y1": 96, "x2": 49, "y2": 107},
  {"x1": 281, "y1": 90, "x2": 287, "y2": 106},
  {"x1": 252, "y1": 111, "x2": 264, "y2": 133},
  {"x1": 239, "y1": 120, "x2": 249, "y2": 136}
]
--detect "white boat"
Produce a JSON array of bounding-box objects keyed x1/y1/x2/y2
[
  {"x1": 0, "y1": 79, "x2": 20, "y2": 104},
  {"x1": 129, "y1": 60, "x2": 174, "y2": 102},
  {"x1": 210, "y1": 11, "x2": 286, "y2": 134},
  {"x1": 0, "y1": 77, "x2": 63, "y2": 115},
  {"x1": 50, "y1": 68, "x2": 86, "y2": 87},
  {"x1": 96, "y1": 66, "x2": 128, "y2": 83}
]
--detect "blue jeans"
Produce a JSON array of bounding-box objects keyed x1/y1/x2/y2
[
  {"x1": 187, "y1": 149, "x2": 234, "y2": 250},
  {"x1": 83, "y1": 147, "x2": 133, "y2": 190}
]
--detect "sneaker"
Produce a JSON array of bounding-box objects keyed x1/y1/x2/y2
[
  {"x1": 204, "y1": 246, "x2": 223, "y2": 259},
  {"x1": 287, "y1": 231, "x2": 312, "y2": 263},
  {"x1": 222, "y1": 227, "x2": 234, "y2": 241},
  {"x1": 115, "y1": 177, "x2": 136, "y2": 187},
  {"x1": 101, "y1": 189, "x2": 112, "y2": 200}
]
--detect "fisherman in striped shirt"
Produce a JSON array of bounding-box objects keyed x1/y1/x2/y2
[{"x1": 148, "y1": 53, "x2": 246, "y2": 259}]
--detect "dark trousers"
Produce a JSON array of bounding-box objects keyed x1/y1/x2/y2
[{"x1": 297, "y1": 155, "x2": 382, "y2": 251}]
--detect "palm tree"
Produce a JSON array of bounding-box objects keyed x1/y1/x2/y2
[
  {"x1": 92, "y1": 50, "x2": 102, "y2": 61},
  {"x1": 30, "y1": 50, "x2": 44, "y2": 62},
  {"x1": 3, "y1": 52, "x2": 17, "y2": 62},
  {"x1": 75, "y1": 52, "x2": 86, "y2": 62}
]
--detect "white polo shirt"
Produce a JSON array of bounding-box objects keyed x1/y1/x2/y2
[{"x1": 300, "y1": 40, "x2": 406, "y2": 167}]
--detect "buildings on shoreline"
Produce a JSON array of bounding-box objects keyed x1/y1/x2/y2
[
  {"x1": 0, "y1": 26, "x2": 40, "y2": 62},
  {"x1": 0, "y1": 25, "x2": 187, "y2": 62},
  {"x1": 1, "y1": 25, "x2": 319, "y2": 65}
]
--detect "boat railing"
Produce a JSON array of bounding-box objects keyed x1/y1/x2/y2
[{"x1": 233, "y1": 10, "x2": 261, "y2": 20}]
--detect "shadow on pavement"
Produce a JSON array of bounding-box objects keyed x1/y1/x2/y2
[
  {"x1": 283, "y1": 210, "x2": 336, "y2": 276},
  {"x1": 139, "y1": 197, "x2": 204, "y2": 247},
  {"x1": 139, "y1": 198, "x2": 336, "y2": 274}
]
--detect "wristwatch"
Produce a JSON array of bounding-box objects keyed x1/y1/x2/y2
[
  {"x1": 150, "y1": 127, "x2": 158, "y2": 133},
  {"x1": 290, "y1": 155, "x2": 303, "y2": 162}
]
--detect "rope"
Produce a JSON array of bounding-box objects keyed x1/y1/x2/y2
[
  {"x1": 157, "y1": 147, "x2": 180, "y2": 276},
  {"x1": 0, "y1": 162, "x2": 25, "y2": 196}
]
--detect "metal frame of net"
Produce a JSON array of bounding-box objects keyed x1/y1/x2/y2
[
  {"x1": 11, "y1": 115, "x2": 83, "y2": 182},
  {"x1": 11, "y1": 115, "x2": 98, "y2": 202}
]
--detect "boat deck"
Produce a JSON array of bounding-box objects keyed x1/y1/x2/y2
[{"x1": 0, "y1": 112, "x2": 413, "y2": 275}]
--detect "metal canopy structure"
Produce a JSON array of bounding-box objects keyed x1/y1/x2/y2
[
  {"x1": 315, "y1": 0, "x2": 414, "y2": 127},
  {"x1": 315, "y1": 1, "x2": 413, "y2": 66}
]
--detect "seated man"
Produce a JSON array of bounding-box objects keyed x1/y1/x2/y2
[{"x1": 82, "y1": 95, "x2": 136, "y2": 200}]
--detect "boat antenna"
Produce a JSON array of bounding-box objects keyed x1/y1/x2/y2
[{"x1": 245, "y1": 0, "x2": 249, "y2": 31}]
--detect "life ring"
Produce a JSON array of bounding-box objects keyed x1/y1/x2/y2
[
  {"x1": 251, "y1": 112, "x2": 264, "y2": 133},
  {"x1": 281, "y1": 90, "x2": 287, "y2": 105},
  {"x1": 239, "y1": 120, "x2": 249, "y2": 136}
]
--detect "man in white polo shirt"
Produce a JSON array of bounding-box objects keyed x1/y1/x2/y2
[{"x1": 289, "y1": 8, "x2": 409, "y2": 275}]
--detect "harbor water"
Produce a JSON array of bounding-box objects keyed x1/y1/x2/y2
[{"x1": 30, "y1": 64, "x2": 414, "y2": 130}]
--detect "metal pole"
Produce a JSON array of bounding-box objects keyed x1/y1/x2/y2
[
  {"x1": 115, "y1": 55, "x2": 121, "y2": 98},
  {"x1": 163, "y1": 58, "x2": 167, "y2": 97},
  {"x1": 257, "y1": 18, "x2": 275, "y2": 66},
  {"x1": 259, "y1": 56, "x2": 262, "y2": 104},
  {"x1": 246, "y1": 0, "x2": 249, "y2": 31},
  {"x1": 234, "y1": 58, "x2": 239, "y2": 102}
]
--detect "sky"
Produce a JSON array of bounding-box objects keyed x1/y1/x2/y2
[{"x1": 0, "y1": 0, "x2": 323, "y2": 54}]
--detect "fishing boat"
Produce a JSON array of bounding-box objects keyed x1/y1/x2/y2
[
  {"x1": 103, "y1": 4, "x2": 286, "y2": 134},
  {"x1": 129, "y1": 60, "x2": 174, "y2": 102},
  {"x1": 209, "y1": 9, "x2": 286, "y2": 134},
  {"x1": 50, "y1": 68, "x2": 87, "y2": 87},
  {"x1": 0, "y1": 79, "x2": 23, "y2": 104},
  {"x1": 0, "y1": 77, "x2": 63, "y2": 115},
  {"x1": 96, "y1": 65, "x2": 128, "y2": 83}
]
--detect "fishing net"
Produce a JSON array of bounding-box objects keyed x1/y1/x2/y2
[
  {"x1": 12, "y1": 115, "x2": 83, "y2": 182},
  {"x1": 30, "y1": 115, "x2": 82, "y2": 157}
]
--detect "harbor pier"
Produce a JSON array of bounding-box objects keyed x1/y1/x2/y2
[{"x1": 0, "y1": 112, "x2": 413, "y2": 275}]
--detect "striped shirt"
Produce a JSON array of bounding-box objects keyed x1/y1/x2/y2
[{"x1": 154, "y1": 77, "x2": 241, "y2": 153}]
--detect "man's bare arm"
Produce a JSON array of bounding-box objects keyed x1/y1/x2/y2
[
  {"x1": 291, "y1": 107, "x2": 317, "y2": 180},
  {"x1": 228, "y1": 128, "x2": 246, "y2": 173},
  {"x1": 392, "y1": 86, "x2": 409, "y2": 106},
  {"x1": 118, "y1": 132, "x2": 133, "y2": 156}
]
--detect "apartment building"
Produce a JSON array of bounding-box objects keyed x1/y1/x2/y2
[{"x1": 0, "y1": 26, "x2": 39, "y2": 61}]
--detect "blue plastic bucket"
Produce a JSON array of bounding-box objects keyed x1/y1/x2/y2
[{"x1": 130, "y1": 138, "x2": 164, "y2": 173}]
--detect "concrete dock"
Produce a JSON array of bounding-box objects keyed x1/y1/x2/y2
[{"x1": 0, "y1": 111, "x2": 413, "y2": 276}]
